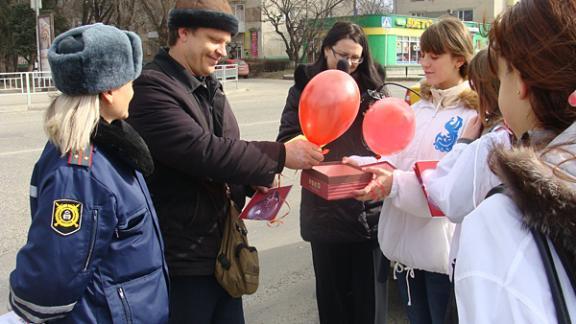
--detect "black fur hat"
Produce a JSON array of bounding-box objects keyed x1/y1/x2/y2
[{"x1": 168, "y1": 8, "x2": 239, "y2": 36}]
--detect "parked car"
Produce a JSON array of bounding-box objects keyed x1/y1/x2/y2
[{"x1": 219, "y1": 58, "x2": 250, "y2": 78}]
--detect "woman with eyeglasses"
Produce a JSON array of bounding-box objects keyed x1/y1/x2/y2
[{"x1": 276, "y1": 21, "x2": 388, "y2": 324}]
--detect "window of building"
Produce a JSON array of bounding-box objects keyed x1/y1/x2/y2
[
  {"x1": 456, "y1": 9, "x2": 473, "y2": 21},
  {"x1": 396, "y1": 36, "x2": 420, "y2": 65}
]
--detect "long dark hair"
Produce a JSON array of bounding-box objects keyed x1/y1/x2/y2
[{"x1": 308, "y1": 21, "x2": 385, "y2": 92}]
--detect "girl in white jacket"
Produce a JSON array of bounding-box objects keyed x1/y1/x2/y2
[
  {"x1": 454, "y1": 0, "x2": 576, "y2": 322},
  {"x1": 350, "y1": 16, "x2": 478, "y2": 324},
  {"x1": 422, "y1": 50, "x2": 513, "y2": 283}
]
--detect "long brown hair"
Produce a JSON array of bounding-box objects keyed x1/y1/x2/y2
[
  {"x1": 468, "y1": 49, "x2": 501, "y2": 128},
  {"x1": 489, "y1": 0, "x2": 576, "y2": 135},
  {"x1": 420, "y1": 16, "x2": 474, "y2": 79}
]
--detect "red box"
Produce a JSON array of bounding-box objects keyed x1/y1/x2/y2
[
  {"x1": 413, "y1": 161, "x2": 444, "y2": 217},
  {"x1": 301, "y1": 161, "x2": 395, "y2": 200}
]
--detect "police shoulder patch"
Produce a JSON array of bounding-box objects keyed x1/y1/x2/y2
[{"x1": 51, "y1": 199, "x2": 83, "y2": 236}]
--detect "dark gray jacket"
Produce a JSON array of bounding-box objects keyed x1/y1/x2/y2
[
  {"x1": 277, "y1": 64, "x2": 387, "y2": 243},
  {"x1": 128, "y1": 49, "x2": 285, "y2": 276}
]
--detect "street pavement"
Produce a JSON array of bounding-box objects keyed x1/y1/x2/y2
[{"x1": 0, "y1": 78, "x2": 411, "y2": 323}]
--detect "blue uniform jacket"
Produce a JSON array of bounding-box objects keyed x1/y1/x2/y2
[{"x1": 9, "y1": 142, "x2": 169, "y2": 323}]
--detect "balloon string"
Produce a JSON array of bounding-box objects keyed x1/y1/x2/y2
[
  {"x1": 382, "y1": 82, "x2": 422, "y2": 98},
  {"x1": 267, "y1": 173, "x2": 290, "y2": 227}
]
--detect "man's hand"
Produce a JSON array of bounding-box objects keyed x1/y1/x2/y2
[
  {"x1": 251, "y1": 175, "x2": 279, "y2": 193},
  {"x1": 352, "y1": 166, "x2": 394, "y2": 201},
  {"x1": 284, "y1": 139, "x2": 324, "y2": 170},
  {"x1": 252, "y1": 185, "x2": 270, "y2": 194}
]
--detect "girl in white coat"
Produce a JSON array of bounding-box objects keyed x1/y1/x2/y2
[
  {"x1": 455, "y1": 0, "x2": 576, "y2": 322},
  {"x1": 350, "y1": 16, "x2": 478, "y2": 324}
]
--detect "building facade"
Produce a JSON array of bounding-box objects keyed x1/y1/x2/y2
[
  {"x1": 228, "y1": 0, "x2": 354, "y2": 60},
  {"x1": 317, "y1": 14, "x2": 487, "y2": 67},
  {"x1": 394, "y1": 0, "x2": 518, "y2": 22}
]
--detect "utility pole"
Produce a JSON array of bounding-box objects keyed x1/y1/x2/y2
[
  {"x1": 353, "y1": 0, "x2": 358, "y2": 16},
  {"x1": 31, "y1": 0, "x2": 42, "y2": 71}
]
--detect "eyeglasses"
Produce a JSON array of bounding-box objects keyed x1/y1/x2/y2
[{"x1": 331, "y1": 47, "x2": 364, "y2": 65}]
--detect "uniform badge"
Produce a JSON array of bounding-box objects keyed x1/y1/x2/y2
[{"x1": 51, "y1": 199, "x2": 83, "y2": 236}]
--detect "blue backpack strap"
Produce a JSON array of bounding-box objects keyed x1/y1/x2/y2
[{"x1": 67, "y1": 145, "x2": 94, "y2": 167}]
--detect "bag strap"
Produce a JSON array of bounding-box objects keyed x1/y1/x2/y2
[
  {"x1": 531, "y1": 228, "x2": 572, "y2": 324},
  {"x1": 487, "y1": 184, "x2": 572, "y2": 323},
  {"x1": 485, "y1": 184, "x2": 505, "y2": 199}
]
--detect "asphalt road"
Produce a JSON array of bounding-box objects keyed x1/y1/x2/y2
[{"x1": 0, "y1": 78, "x2": 411, "y2": 323}]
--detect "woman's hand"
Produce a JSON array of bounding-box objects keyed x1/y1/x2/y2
[
  {"x1": 352, "y1": 166, "x2": 394, "y2": 201},
  {"x1": 461, "y1": 115, "x2": 483, "y2": 141},
  {"x1": 342, "y1": 156, "x2": 360, "y2": 167}
]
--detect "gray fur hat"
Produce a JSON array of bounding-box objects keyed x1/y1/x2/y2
[{"x1": 48, "y1": 23, "x2": 142, "y2": 95}]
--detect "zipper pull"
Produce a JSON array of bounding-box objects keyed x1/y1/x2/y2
[
  {"x1": 118, "y1": 287, "x2": 125, "y2": 299},
  {"x1": 115, "y1": 228, "x2": 119, "y2": 239}
]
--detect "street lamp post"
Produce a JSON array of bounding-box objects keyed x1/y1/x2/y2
[{"x1": 31, "y1": 0, "x2": 42, "y2": 71}]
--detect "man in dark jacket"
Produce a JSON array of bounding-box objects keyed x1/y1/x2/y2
[{"x1": 127, "y1": 1, "x2": 323, "y2": 323}]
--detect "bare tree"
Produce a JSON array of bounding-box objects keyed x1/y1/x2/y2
[
  {"x1": 356, "y1": 0, "x2": 392, "y2": 15},
  {"x1": 262, "y1": 0, "x2": 347, "y2": 66},
  {"x1": 51, "y1": 0, "x2": 136, "y2": 27},
  {"x1": 114, "y1": 0, "x2": 137, "y2": 29},
  {"x1": 140, "y1": 0, "x2": 177, "y2": 48}
]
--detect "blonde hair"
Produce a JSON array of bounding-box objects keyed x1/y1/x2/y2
[
  {"x1": 44, "y1": 94, "x2": 100, "y2": 155},
  {"x1": 420, "y1": 16, "x2": 474, "y2": 78}
]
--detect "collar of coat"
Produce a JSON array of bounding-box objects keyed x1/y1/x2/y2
[
  {"x1": 92, "y1": 119, "x2": 154, "y2": 177},
  {"x1": 418, "y1": 80, "x2": 478, "y2": 110},
  {"x1": 491, "y1": 122, "x2": 576, "y2": 270}
]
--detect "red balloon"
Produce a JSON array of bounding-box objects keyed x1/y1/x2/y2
[
  {"x1": 299, "y1": 70, "x2": 360, "y2": 146},
  {"x1": 362, "y1": 97, "x2": 415, "y2": 156}
]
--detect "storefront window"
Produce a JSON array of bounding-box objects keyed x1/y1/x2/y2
[{"x1": 396, "y1": 36, "x2": 420, "y2": 65}]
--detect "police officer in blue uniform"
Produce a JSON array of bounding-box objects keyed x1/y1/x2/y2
[{"x1": 8, "y1": 23, "x2": 169, "y2": 323}]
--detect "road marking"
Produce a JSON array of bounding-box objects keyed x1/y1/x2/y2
[{"x1": 0, "y1": 148, "x2": 43, "y2": 157}]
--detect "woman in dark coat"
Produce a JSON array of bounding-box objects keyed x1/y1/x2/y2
[{"x1": 277, "y1": 21, "x2": 388, "y2": 324}]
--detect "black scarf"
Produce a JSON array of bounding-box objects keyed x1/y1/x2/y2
[{"x1": 92, "y1": 119, "x2": 154, "y2": 177}]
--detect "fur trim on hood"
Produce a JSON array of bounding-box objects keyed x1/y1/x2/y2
[
  {"x1": 491, "y1": 123, "x2": 576, "y2": 273},
  {"x1": 419, "y1": 80, "x2": 479, "y2": 111}
]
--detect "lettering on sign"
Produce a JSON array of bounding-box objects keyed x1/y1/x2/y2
[{"x1": 406, "y1": 18, "x2": 433, "y2": 29}]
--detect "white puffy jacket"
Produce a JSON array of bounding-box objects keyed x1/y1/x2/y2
[
  {"x1": 456, "y1": 123, "x2": 576, "y2": 323},
  {"x1": 425, "y1": 128, "x2": 513, "y2": 273},
  {"x1": 376, "y1": 81, "x2": 478, "y2": 275}
]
